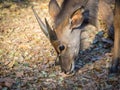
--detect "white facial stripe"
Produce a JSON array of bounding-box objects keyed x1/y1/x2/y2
[{"x1": 71, "y1": 61, "x2": 75, "y2": 72}]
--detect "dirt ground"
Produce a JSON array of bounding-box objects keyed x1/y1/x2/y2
[{"x1": 0, "y1": 0, "x2": 120, "y2": 90}]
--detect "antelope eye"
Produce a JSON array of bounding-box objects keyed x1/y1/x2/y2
[{"x1": 59, "y1": 45, "x2": 65, "y2": 52}]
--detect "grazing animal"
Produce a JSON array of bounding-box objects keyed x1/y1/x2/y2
[
  {"x1": 32, "y1": 0, "x2": 114, "y2": 74},
  {"x1": 110, "y1": 0, "x2": 120, "y2": 73}
]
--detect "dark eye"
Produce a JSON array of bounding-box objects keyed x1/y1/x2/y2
[{"x1": 59, "y1": 45, "x2": 65, "y2": 52}]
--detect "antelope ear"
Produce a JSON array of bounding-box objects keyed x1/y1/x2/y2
[
  {"x1": 70, "y1": 7, "x2": 85, "y2": 29},
  {"x1": 49, "y1": 0, "x2": 60, "y2": 19}
]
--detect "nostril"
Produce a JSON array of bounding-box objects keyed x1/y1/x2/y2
[
  {"x1": 62, "y1": 69, "x2": 68, "y2": 74},
  {"x1": 64, "y1": 70, "x2": 75, "y2": 75},
  {"x1": 64, "y1": 71, "x2": 67, "y2": 74},
  {"x1": 63, "y1": 70, "x2": 70, "y2": 75}
]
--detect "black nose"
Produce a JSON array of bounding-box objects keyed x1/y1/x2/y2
[
  {"x1": 63, "y1": 69, "x2": 75, "y2": 75},
  {"x1": 65, "y1": 71, "x2": 75, "y2": 75}
]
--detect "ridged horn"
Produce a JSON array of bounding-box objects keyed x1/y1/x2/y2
[
  {"x1": 32, "y1": 6, "x2": 57, "y2": 41},
  {"x1": 32, "y1": 6, "x2": 49, "y2": 38},
  {"x1": 45, "y1": 18, "x2": 57, "y2": 41}
]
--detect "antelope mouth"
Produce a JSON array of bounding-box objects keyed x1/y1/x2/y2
[{"x1": 63, "y1": 61, "x2": 76, "y2": 75}]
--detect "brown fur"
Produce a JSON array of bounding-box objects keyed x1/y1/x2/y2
[
  {"x1": 98, "y1": 1, "x2": 113, "y2": 30},
  {"x1": 54, "y1": 0, "x2": 98, "y2": 28},
  {"x1": 53, "y1": 0, "x2": 114, "y2": 31},
  {"x1": 110, "y1": 0, "x2": 120, "y2": 73}
]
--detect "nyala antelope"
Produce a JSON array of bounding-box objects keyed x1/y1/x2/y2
[{"x1": 32, "y1": 0, "x2": 119, "y2": 74}]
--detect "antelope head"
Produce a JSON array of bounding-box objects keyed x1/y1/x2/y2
[{"x1": 32, "y1": 0, "x2": 89, "y2": 74}]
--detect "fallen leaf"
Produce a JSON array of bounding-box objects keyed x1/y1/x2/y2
[
  {"x1": 0, "y1": 78, "x2": 15, "y2": 88},
  {"x1": 8, "y1": 59, "x2": 15, "y2": 68},
  {"x1": 16, "y1": 71, "x2": 24, "y2": 78},
  {"x1": 48, "y1": 73, "x2": 56, "y2": 77},
  {"x1": 5, "y1": 82, "x2": 13, "y2": 88}
]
